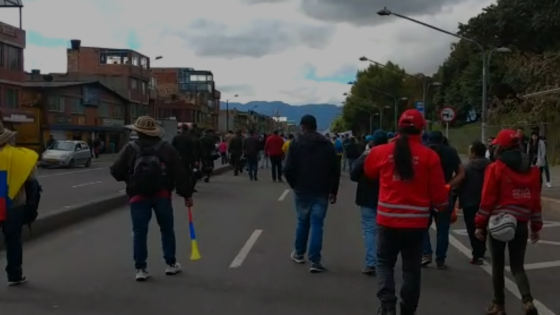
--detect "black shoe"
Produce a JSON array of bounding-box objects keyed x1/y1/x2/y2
[
  {"x1": 436, "y1": 260, "x2": 447, "y2": 270},
  {"x1": 254, "y1": 177, "x2": 258, "y2": 181},
  {"x1": 249, "y1": 176, "x2": 254, "y2": 181},
  {"x1": 421, "y1": 255, "x2": 432, "y2": 267},
  {"x1": 361, "y1": 266, "x2": 376, "y2": 276},
  {"x1": 203, "y1": 177, "x2": 209, "y2": 183},
  {"x1": 193, "y1": 188, "x2": 198, "y2": 193},
  {"x1": 234, "y1": 172, "x2": 239, "y2": 176},
  {"x1": 8, "y1": 276, "x2": 28, "y2": 286},
  {"x1": 470, "y1": 257, "x2": 484, "y2": 265},
  {"x1": 278, "y1": 178, "x2": 283, "y2": 182},
  {"x1": 309, "y1": 263, "x2": 327, "y2": 273}
]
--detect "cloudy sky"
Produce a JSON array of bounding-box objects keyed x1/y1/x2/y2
[{"x1": 0, "y1": 0, "x2": 494, "y2": 105}]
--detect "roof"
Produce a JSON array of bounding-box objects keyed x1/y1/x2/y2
[{"x1": 23, "y1": 81, "x2": 129, "y2": 103}]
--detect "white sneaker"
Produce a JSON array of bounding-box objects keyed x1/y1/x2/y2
[
  {"x1": 135, "y1": 269, "x2": 150, "y2": 281},
  {"x1": 546, "y1": 182, "x2": 552, "y2": 188},
  {"x1": 165, "y1": 263, "x2": 182, "y2": 275}
]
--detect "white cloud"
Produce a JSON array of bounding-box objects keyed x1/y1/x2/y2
[{"x1": 0, "y1": 0, "x2": 495, "y2": 105}]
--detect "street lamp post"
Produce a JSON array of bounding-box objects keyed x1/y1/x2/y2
[
  {"x1": 378, "y1": 7, "x2": 491, "y2": 140},
  {"x1": 343, "y1": 93, "x2": 381, "y2": 133},
  {"x1": 359, "y1": 56, "x2": 441, "y2": 114},
  {"x1": 225, "y1": 94, "x2": 239, "y2": 132},
  {"x1": 348, "y1": 81, "x2": 407, "y2": 132}
]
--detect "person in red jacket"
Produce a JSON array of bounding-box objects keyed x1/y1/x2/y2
[
  {"x1": 474, "y1": 129, "x2": 541, "y2": 315},
  {"x1": 364, "y1": 109, "x2": 448, "y2": 315},
  {"x1": 265, "y1": 130, "x2": 285, "y2": 182}
]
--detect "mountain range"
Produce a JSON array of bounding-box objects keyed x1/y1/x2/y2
[{"x1": 219, "y1": 101, "x2": 341, "y2": 131}]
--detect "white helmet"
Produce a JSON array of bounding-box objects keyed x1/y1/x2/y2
[{"x1": 488, "y1": 213, "x2": 517, "y2": 242}]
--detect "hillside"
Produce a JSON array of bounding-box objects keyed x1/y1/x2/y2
[{"x1": 219, "y1": 101, "x2": 341, "y2": 131}]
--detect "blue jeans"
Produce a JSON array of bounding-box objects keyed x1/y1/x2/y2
[
  {"x1": 360, "y1": 206, "x2": 378, "y2": 267},
  {"x1": 130, "y1": 197, "x2": 177, "y2": 269},
  {"x1": 1, "y1": 206, "x2": 24, "y2": 281},
  {"x1": 348, "y1": 158, "x2": 357, "y2": 173},
  {"x1": 246, "y1": 154, "x2": 259, "y2": 178},
  {"x1": 422, "y1": 196, "x2": 454, "y2": 261},
  {"x1": 293, "y1": 194, "x2": 328, "y2": 263}
]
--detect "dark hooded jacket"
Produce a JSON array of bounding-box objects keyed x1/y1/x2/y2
[
  {"x1": 457, "y1": 157, "x2": 491, "y2": 208},
  {"x1": 350, "y1": 131, "x2": 388, "y2": 208},
  {"x1": 110, "y1": 135, "x2": 192, "y2": 198},
  {"x1": 284, "y1": 131, "x2": 340, "y2": 196}
]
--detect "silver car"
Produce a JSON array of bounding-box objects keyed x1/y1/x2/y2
[{"x1": 40, "y1": 140, "x2": 92, "y2": 168}]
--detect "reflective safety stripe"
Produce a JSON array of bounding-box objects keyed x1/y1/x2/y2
[
  {"x1": 492, "y1": 205, "x2": 532, "y2": 220},
  {"x1": 478, "y1": 210, "x2": 490, "y2": 216},
  {"x1": 377, "y1": 210, "x2": 430, "y2": 218},
  {"x1": 531, "y1": 213, "x2": 543, "y2": 221},
  {"x1": 378, "y1": 202, "x2": 430, "y2": 212}
]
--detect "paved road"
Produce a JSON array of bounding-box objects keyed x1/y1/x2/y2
[{"x1": 2, "y1": 172, "x2": 557, "y2": 315}]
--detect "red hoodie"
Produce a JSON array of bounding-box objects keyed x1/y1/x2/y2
[{"x1": 265, "y1": 134, "x2": 284, "y2": 156}]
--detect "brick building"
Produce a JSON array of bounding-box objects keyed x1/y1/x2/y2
[
  {"x1": 151, "y1": 67, "x2": 220, "y2": 130},
  {"x1": 64, "y1": 39, "x2": 152, "y2": 122},
  {"x1": 22, "y1": 80, "x2": 129, "y2": 152}
]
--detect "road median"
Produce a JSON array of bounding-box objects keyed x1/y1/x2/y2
[{"x1": 0, "y1": 165, "x2": 233, "y2": 249}]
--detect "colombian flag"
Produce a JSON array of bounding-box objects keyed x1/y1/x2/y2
[{"x1": 0, "y1": 170, "x2": 9, "y2": 221}]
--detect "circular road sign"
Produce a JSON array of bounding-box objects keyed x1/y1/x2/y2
[{"x1": 440, "y1": 106, "x2": 456, "y2": 122}]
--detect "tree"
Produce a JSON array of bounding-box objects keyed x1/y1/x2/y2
[
  {"x1": 342, "y1": 61, "x2": 421, "y2": 132},
  {"x1": 330, "y1": 116, "x2": 347, "y2": 133}
]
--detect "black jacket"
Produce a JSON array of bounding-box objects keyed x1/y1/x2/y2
[
  {"x1": 345, "y1": 142, "x2": 362, "y2": 159},
  {"x1": 200, "y1": 135, "x2": 216, "y2": 158},
  {"x1": 172, "y1": 132, "x2": 199, "y2": 165},
  {"x1": 350, "y1": 152, "x2": 380, "y2": 208},
  {"x1": 243, "y1": 135, "x2": 261, "y2": 156},
  {"x1": 110, "y1": 136, "x2": 192, "y2": 198},
  {"x1": 284, "y1": 131, "x2": 340, "y2": 196},
  {"x1": 229, "y1": 135, "x2": 243, "y2": 153},
  {"x1": 457, "y1": 157, "x2": 490, "y2": 208}
]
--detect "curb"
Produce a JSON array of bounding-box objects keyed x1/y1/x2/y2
[{"x1": 0, "y1": 165, "x2": 233, "y2": 249}]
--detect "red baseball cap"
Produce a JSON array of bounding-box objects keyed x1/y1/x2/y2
[
  {"x1": 492, "y1": 129, "x2": 520, "y2": 147},
  {"x1": 398, "y1": 109, "x2": 425, "y2": 129}
]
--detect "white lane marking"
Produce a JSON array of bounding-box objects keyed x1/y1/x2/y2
[
  {"x1": 278, "y1": 189, "x2": 290, "y2": 201},
  {"x1": 38, "y1": 168, "x2": 105, "y2": 179},
  {"x1": 434, "y1": 225, "x2": 556, "y2": 315},
  {"x1": 506, "y1": 260, "x2": 560, "y2": 272},
  {"x1": 229, "y1": 229, "x2": 263, "y2": 268},
  {"x1": 72, "y1": 181, "x2": 102, "y2": 188}
]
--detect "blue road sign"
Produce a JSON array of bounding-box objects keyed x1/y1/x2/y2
[{"x1": 415, "y1": 101, "x2": 425, "y2": 116}]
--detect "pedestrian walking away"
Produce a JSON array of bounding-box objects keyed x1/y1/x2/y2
[
  {"x1": 0, "y1": 121, "x2": 41, "y2": 286},
  {"x1": 284, "y1": 115, "x2": 340, "y2": 273},
  {"x1": 474, "y1": 129, "x2": 542, "y2": 315},
  {"x1": 110, "y1": 116, "x2": 193, "y2": 282},
  {"x1": 229, "y1": 130, "x2": 244, "y2": 176},
  {"x1": 200, "y1": 129, "x2": 218, "y2": 183},
  {"x1": 218, "y1": 139, "x2": 228, "y2": 165},
  {"x1": 243, "y1": 129, "x2": 261, "y2": 181},
  {"x1": 364, "y1": 109, "x2": 448, "y2": 315},
  {"x1": 350, "y1": 130, "x2": 387, "y2": 276},
  {"x1": 457, "y1": 140, "x2": 489, "y2": 265},
  {"x1": 265, "y1": 130, "x2": 284, "y2": 182},
  {"x1": 344, "y1": 137, "x2": 362, "y2": 173},
  {"x1": 172, "y1": 124, "x2": 200, "y2": 193},
  {"x1": 422, "y1": 130, "x2": 465, "y2": 269}
]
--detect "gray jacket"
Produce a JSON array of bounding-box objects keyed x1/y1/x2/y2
[{"x1": 527, "y1": 139, "x2": 546, "y2": 167}]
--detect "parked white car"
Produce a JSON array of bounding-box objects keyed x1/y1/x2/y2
[{"x1": 39, "y1": 140, "x2": 92, "y2": 168}]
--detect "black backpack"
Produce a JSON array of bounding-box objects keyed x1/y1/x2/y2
[{"x1": 129, "y1": 140, "x2": 166, "y2": 196}]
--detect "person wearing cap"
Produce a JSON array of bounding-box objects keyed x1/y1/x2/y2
[
  {"x1": 265, "y1": 130, "x2": 285, "y2": 182},
  {"x1": 284, "y1": 114, "x2": 340, "y2": 273},
  {"x1": 364, "y1": 109, "x2": 448, "y2": 315},
  {"x1": 110, "y1": 116, "x2": 193, "y2": 281},
  {"x1": 0, "y1": 122, "x2": 40, "y2": 286},
  {"x1": 474, "y1": 129, "x2": 541, "y2": 315},
  {"x1": 421, "y1": 130, "x2": 465, "y2": 269}
]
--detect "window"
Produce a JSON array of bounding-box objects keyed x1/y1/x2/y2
[
  {"x1": 48, "y1": 95, "x2": 65, "y2": 112},
  {"x1": 99, "y1": 103, "x2": 109, "y2": 117},
  {"x1": 113, "y1": 104, "x2": 124, "y2": 118},
  {"x1": 207, "y1": 83, "x2": 212, "y2": 92},
  {"x1": 71, "y1": 98, "x2": 85, "y2": 114},
  {"x1": 3, "y1": 89, "x2": 18, "y2": 108},
  {"x1": 130, "y1": 79, "x2": 138, "y2": 90},
  {"x1": 140, "y1": 57, "x2": 148, "y2": 69},
  {"x1": 189, "y1": 75, "x2": 207, "y2": 82},
  {"x1": 0, "y1": 44, "x2": 4, "y2": 67},
  {"x1": 6, "y1": 45, "x2": 21, "y2": 70},
  {"x1": 99, "y1": 51, "x2": 128, "y2": 64},
  {"x1": 141, "y1": 81, "x2": 146, "y2": 94},
  {"x1": 207, "y1": 75, "x2": 213, "y2": 81},
  {"x1": 131, "y1": 55, "x2": 139, "y2": 66},
  {"x1": 130, "y1": 103, "x2": 138, "y2": 118}
]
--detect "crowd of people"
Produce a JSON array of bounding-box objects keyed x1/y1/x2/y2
[{"x1": 0, "y1": 111, "x2": 546, "y2": 315}]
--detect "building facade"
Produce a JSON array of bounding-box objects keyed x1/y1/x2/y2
[
  {"x1": 151, "y1": 67, "x2": 220, "y2": 130},
  {"x1": 65, "y1": 39, "x2": 152, "y2": 123},
  {"x1": 22, "y1": 81, "x2": 129, "y2": 152},
  {"x1": 0, "y1": 19, "x2": 38, "y2": 138}
]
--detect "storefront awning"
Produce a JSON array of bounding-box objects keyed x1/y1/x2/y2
[{"x1": 0, "y1": 108, "x2": 35, "y2": 123}]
